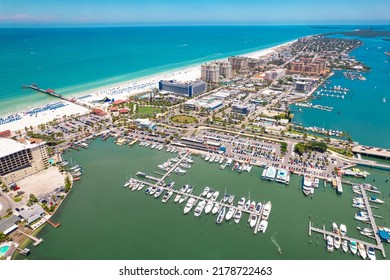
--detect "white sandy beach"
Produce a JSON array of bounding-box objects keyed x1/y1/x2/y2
[{"x1": 0, "y1": 40, "x2": 295, "y2": 133}]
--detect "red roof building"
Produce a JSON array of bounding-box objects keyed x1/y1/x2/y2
[
  {"x1": 109, "y1": 107, "x2": 119, "y2": 112},
  {"x1": 112, "y1": 99, "x2": 126, "y2": 105},
  {"x1": 119, "y1": 108, "x2": 129, "y2": 114},
  {"x1": 92, "y1": 108, "x2": 107, "y2": 116},
  {"x1": 0, "y1": 130, "x2": 11, "y2": 138}
]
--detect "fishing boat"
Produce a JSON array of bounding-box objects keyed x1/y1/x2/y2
[
  {"x1": 367, "y1": 247, "x2": 376, "y2": 260},
  {"x1": 334, "y1": 236, "x2": 341, "y2": 250},
  {"x1": 234, "y1": 209, "x2": 242, "y2": 223},
  {"x1": 212, "y1": 202, "x2": 221, "y2": 215},
  {"x1": 258, "y1": 220, "x2": 268, "y2": 233},
  {"x1": 326, "y1": 236, "x2": 334, "y2": 252},
  {"x1": 194, "y1": 200, "x2": 206, "y2": 217},
  {"x1": 349, "y1": 240, "x2": 358, "y2": 255},
  {"x1": 342, "y1": 240, "x2": 348, "y2": 253},
  {"x1": 369, "y1": 195, "x2": 385, "y2": 204},
  {"x1": 204, "y1": 200, "x2": 214, "y2": 214},
  {"x1": 358, "y1": 243, "x2": 367, "y2": 260},
  {"x1": 201, "y1": 186, "x2": 210, "y2": 197},
  {"x1": 162, "y1": 191, "x2": 173, "y2": 203},
  {"x1": 216, "y1": 207, "x2": 226, "y2": 224},
  {"x1": 340, "y1": 224, "x2": 347, "y2": 236},
  {"x1": 261, "y1": 201, "x2": 272, "y2": 220},
  {"x1": 184, "y1": 197, "x2": 197, "y2": 214},
  {"x1": 225, "y1": 207, "x2": 236, "y2": 221}
]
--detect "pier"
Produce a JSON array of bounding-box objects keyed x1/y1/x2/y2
[
  {"x1": 17, "y1": 229, "x2": 43, "y2": 247},
  {"x1": 47, "y1": 220, "x2": 61, "y2": 228},
  {"x1": 307, "y1": 183, "x2": 387, "y2": 258},
  {"x1": 352, "y1": 145, "x2": 390, "y2": 160},
  {"x1": 128, "y1": 152, "x2": 266, "y2": 233}
]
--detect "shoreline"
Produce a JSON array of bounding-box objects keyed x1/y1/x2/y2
[{"x1": 0, "y1": 38, "x2": 297, "y2": 133}]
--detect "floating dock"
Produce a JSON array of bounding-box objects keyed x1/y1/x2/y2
[{"x1": 17, "y1": 229, "x2": 43, "y2": 247}]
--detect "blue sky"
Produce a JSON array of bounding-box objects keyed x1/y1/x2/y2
[{"x1": 0, "y1": 0, "x2": 389, "y2": 26}]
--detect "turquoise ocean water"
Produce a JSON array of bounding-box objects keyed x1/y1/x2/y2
[{"x1": 0, "y1": 26, "x2": 344, "y2": 114}]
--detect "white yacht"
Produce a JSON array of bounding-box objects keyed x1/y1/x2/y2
[
  {"x1": 211, "y1": 191, "x2": 220, "y2": 201},
  {"x1": 178, "y1": 194, "x2": 189, "y2": 204},
  {"x1": 258, "y1": 220, "x2": 268, "y2": 233},
  {"x1": 212, "y1": 202, "x2": 221, "y2": 215},
  {"x1": 349, "y1": 240, "x2": 358, "y2": 255},
  {"x1": 369, "y1": 195, "x2": 385, "y2": 204},
  {"x1": 162, "y1": 191, "x2": 173, "y2": 203},
  {"x1": 332, "y1": 222, "x2": 339, "y2": 234},
  {"x1": 234, "y1": 209, "x2": 242, "y2": 223},
  {"x1": 184, "y1": 198, "x2": 197, "y2": 214},
  {"x1": 334, "y1": 236, "x2": 341, "y2": 250},
  {"x1": 228, "y1": 195, "x2": 235, "y2": 204},
  {"x1": 302, "y1": 175, "x2": 313, "y2": 196},
  {"x1": 367, "y1": 247, "x2": 376, "y2": 260},
  {"x1": 340, "y1": 224, "x2": 347, "y2": 236},
  {"x1": 149, "y1": 186, "x2": 157, "y2": 195},
  {"x1": 201, "y1": 186, "x2": 210, "y2": 197},
  {"x1": 186, "y1": 185, "x2": 194, "y2": 194},
  {"x1": 204, "y1": 155, "x2": 210, "y2": 161},
  {"x1": 194, "y1": 200, "x2": 206, "y2": 217},
  {"x1": 261, "y1": 201, "x2": 272, "y2": 220},
  {"x1": 225, "y1": 207, "x2": 236, "y2": 221},
  {"x1": 237, "y1": 197, "x2": 245, "y2": 209},
  {"x1": 206, "y1": 189, "x2": 214, "y2": 199},
  {"x1": 154, "y1": 187, "x2": 164, "y2": 198},
  {"x1": 174, "y1": 185, "x2": 189, "y2": 202},
  {"x1": 137, "y1": 183, "x2": 145, "y2": 191},
  {"x1": 249, "y1": 213, "x2": 258, "y2": 228},
  {"x1": 358, "y1": 243, "x2": 367, "y2": 260},
  {"x1": 342, "y1": 240, "x2": 348, "y2": 253},
  {"x1": 204, "y1": 200, "x2": 214, "y2": 214},
  {"x1": 327, "y1": 236, "x2": 334, "y2": 252}
]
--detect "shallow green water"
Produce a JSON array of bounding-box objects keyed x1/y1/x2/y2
[{"x1": 16, "y1": 139, "x2": 390, "y2": 260}]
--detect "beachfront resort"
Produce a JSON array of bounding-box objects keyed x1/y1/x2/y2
[{"x1": 1, "y1": 33, "x2": 390, "y2": 260}]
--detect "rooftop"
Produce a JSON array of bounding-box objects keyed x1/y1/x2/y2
[{"x1": 0, "y1": 138, "x2": 38, "y2": 158}]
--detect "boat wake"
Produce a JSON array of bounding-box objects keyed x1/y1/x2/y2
[{"x1": 271, "y1": 233, "x2": 282, "y2": 255}]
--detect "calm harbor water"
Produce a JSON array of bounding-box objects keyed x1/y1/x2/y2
[{"x1": 16, "y1": 139, "x2": 390, "y2": 260}]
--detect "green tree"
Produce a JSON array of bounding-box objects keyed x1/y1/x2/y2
[{"x1": 29, "y1": 194, "x2": 38, "y2": 204}]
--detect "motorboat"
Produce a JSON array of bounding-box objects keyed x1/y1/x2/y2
[
  {"x1": 194, "y1": 200, "x2": 206, "y2": 217},
  {"x1": 255, "y1": 202, "x2": 262, "y2": 214},
  {"x1": 166, "y1": 182, "x2": 175, "y2": 189},
  {"x1": 201, "y1": 186, "x2": 210, "y2": 197},
  {"x1": 258, "y1": 220, "x2": 268, "y2": 233},
  {"x1": 225, "y1": 207, "x2": 236, "y2": 221},
  {"x1": 162, "y1": 191, "x2": 173, "y2": 203},
  {"x1": 154, "y1": 187, "x2": 164, "y2": 198},
  {"x1": 137, "y1": 183, "x2": 145, "y2": 191},
  {"x1": 302, "y1": 175, "x2": 313, "y2": 196},
  {"x1": 342, "y1": 240, "x2": 348, "y2": 253},
  {"x1": 186, "y1": 185, "x2": 194, "y2": 194},
  {"x1": 249, "y1": 213, "x2": 258, "y2": 228},
  {"x1": 131, "y1": 182, "x2": 140, "y2": 191},
  {"x1": 358, "y1": 243, "x2": 367, "y2": 260},
  {"x1": 326, "y1": 236, "x2": 334, "y2": 252},
  {"x1": 149, "y1": 186, "x2": 157, "y2": 195},
  {"x1": 244, "y1": 199, "x2": 250, "y2": 210},
  {"x1": 211, "y1": 191, "x2": 220, "y2": 201},
  {"x1": 145, "y1": 187, "x2": 151, "y2": 194},
  {"x1": 222, "y1": 193, "x2": 230, "y2": 203},
  {"x1": 234, "y1": 209, "x2": 242, "y2": 223},
  {"x1": 212, "y1": 202, "x2": 221, "y2": 215},
  {"x1": 178, "y1": 194, "x2": 189, "y2": 204},
  {"x1": 334, "y1": 236, "x2": 341, "y2": 250},
  {"x1": 228, "y1": 195, "x2": 235, "y2": 204},
  {"x1": 249, "y1": 201, "x2": 256, "y2": 211},
  {"x1": 261, "y1": 201, "x2": 272, "y2": 220},
  {"x1": 174, "y1": 185, "x2": 188, "y2": 202},
  {"x1": 216, "y1": 207, "x2": 226, "y2": 224},
  {"x1": 367, "y1": 246, "x2": 376, "y2": 260},
  {"x1": 355, "y1": 211, "x2": 369, "y2": 222},
  {"x1": 332, "y1": 222, "x2": 338, "y2": 234},
  {"x1": 204, "y1": 200, "x2": 214, "y2": 214},
  {"x1": 349, "y1": 240, "x2": 358, "y2": 255},
  {"x1": 340, "y1": 224, "x2": 347, "y2": 236},
  {"x1": 184, "y1": 197, "x2": 197, "y2": 214},
  {"x1": 206, "y1": 189, "x2": 214, "y2": 199},
  {"x1": 369, "y1": 195, "x2": 385, "y2": 204},
  {"x1": 237, "y1": 197, "x2": 245, "y2": 209}
]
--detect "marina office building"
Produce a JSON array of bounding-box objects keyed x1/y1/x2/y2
[
  {"x1": 0, "y1": 138, "x2": 49, "y2": 184},
  {"x1": 158, "y1": 80, "x2": 207, "y2": 98}
]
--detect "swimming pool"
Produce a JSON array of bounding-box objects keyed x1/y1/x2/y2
[{"x1": 0, "y1": 245, "x2": 10, "y2": 257}]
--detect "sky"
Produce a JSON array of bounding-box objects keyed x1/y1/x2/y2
[{"x1": 0, "y1": 0, "x2": 390, "y2": 26}]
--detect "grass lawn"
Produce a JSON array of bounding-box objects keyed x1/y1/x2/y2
[
  {"x1": 170, "y1": 115, "x2": 198, "y2": 124},
  {"x1": 136, "y1": 106, "x2": 161, "y2": 116}
]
